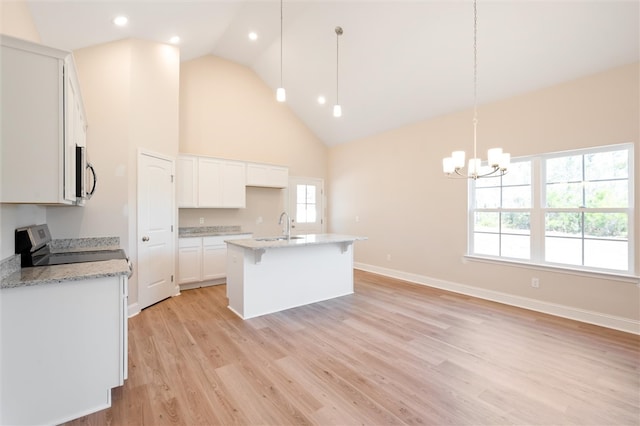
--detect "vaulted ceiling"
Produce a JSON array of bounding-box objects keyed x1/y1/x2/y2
[{"x1": 26, "y1": 1, "x2": 640, "y2": 146}]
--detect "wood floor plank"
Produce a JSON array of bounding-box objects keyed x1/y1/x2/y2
[{"x1": 63, "y1": 270, "x2": 640, "y2": 425}]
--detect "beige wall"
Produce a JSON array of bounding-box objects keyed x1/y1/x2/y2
[
  {"x1": 0, "y1": 0, "x2": 45, "y2": 259},
  {"x1": 178, "y1": 55, "x2": 328, "y2": 234},
  {"x1": 329, "y1": 62, "x2": 640, "y2": 328},
  {"x1": 46, "y1": 39, "x2": 180, "y2": 308},
  {"x1": 0, "y1": 0, "x2": 39, "y2": 41}
]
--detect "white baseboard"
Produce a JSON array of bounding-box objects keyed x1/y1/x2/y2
[
  {"x1": 127, "y1": 302, "x2": 140, "y2": 318},
  {"x1": 354, "y1": 262, "x2": 640, "y2": 335}
]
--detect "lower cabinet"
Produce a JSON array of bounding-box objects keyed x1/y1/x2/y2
[
  {"x1": 0, "y1": 275, "x2": 128, "y2": 425},
  {"x1": 178, "y1": 234, "x2": 251, "y2": 288}
]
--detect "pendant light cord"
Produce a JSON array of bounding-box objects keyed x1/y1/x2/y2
[
  {"x1": 280, "y1": 0, "x2": 283, "y2": 88},
  {"x1": 472, "y1": 0, "x2": 478, "y2": 162},
  {"x1": 336, "y1": 27, "x2": 340, "y2": 104}
]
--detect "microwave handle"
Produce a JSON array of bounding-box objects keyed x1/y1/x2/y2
[{"x1": 86, "y1": 162, "x2": 97, "y2": 199}]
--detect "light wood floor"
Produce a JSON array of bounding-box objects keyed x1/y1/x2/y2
[{"x1": 66, "y1": 270, "x2": 639, "y2": 425}]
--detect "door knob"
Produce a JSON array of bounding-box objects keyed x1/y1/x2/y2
[{"x1": 142, "y1": 236, "x2": 149, "y2": 242}]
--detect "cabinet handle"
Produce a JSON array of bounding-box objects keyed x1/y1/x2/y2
[{"x1": 142, "y1": 236, "x2": 149, "y2": 242}]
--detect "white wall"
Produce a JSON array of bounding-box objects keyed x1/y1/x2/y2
[{"x1": 329, "y1": 63, "x2": 640, "y2": 332}]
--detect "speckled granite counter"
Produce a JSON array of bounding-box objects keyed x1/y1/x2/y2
[
  {"x1": 179, "y1": 225, "x2": 247, "y2": 238},
  {"x1": 226, "y1": 233, "x2": 367, "y2": 250},
  {"x1": 0, "y1": 236, "x2": 128, "y2": 289},
  {"x1": 1, "y1": 259, "x2": 130, "y2": 289}
]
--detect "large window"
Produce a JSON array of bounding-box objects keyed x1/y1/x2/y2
[{"x1": 469, "y1": 144, "x2": 634, "y2": 275}]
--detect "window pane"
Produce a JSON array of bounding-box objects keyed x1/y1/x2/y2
[
  {"x1": 296, "y1": 185, "x2": 306, "y2": 202},
  {"x1": 306, "y1": 185, "x2": 316, "y2": 203},
  {"x1": 546, "y1": 182, "x2": 583, "y2": 208},
  {"x1": 584, "y1": 213, "x2": 627, "y2": 239},
  {"x1": 475, "y1": 187, "x2": 500, "y2": 208},
  {"x1": 501, "y1": 235, "x2": 530, "y2": 259},
  {"x1": 545, "y1": 237, "x2": 582, "y2": 265},
  {"x1": 547, "y1": 155, "x2": 582, "y2": 183},
  {"x1": 502, "y1": 161, "x2": 531, "y2": 186},
  {"x1": 585, "y1": 180, "x2": 628, "y2": 208},
  {"x1": 474, "y1": 233, "x2": 499, "y2": 256},
  {"x1": 502, "y1": 186, "x2": 531, "y2": 208},
  {"x1": 584, "y1": 239, "x2": 628, "y2": 270},
  {"x1": 502, "y1": 212, "x2": 530, "y2": 235},
  {"x1": 475, "y1": 212, "x2": 499, "y2": 232},
  {"x1": 546, "y1": 212, "x2": 582, "y2": 237},
  {"x1": 585, "y1": 149, "x2": 628, "y2": 181}
]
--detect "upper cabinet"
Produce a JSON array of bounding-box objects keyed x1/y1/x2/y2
[
  {"x1": 0, "y1": 35, "x2": 87, "y2": 205},
  {"x1": 246, "y1": 163, "x2": 289, "y2": 188},
  {"x1": 177, "y1": 155, "x2": 246, "y2": 208}
]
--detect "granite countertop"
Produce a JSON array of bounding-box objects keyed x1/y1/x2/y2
[
  {"x1": 0, "y1": 236, "x2": 129, "y2": 289},
  {"x1": 179, "y1": 225, "x2": 250, "y2": 238},
  {"x1": 226, "y1": 234, "x2": 367, "y2": 251},
  {"x1": 1, "y1": 259, "x2": 130, "y2": 289}
]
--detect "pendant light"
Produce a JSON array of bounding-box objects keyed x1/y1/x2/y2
[
  {"x1": 276, "y1": 0, "x2": 286, "y2": 102},
  {"x1": 333, "y1": 26, "x2": 343, "y2": 117},
  {"x1": 442, "y1": 0, "x2": 509, "y2": 179}
]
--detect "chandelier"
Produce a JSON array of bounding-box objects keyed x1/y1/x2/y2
[{"x1": 442, "y1": 0, "x2": 509, "y2": 179}]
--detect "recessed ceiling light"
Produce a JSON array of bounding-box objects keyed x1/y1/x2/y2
[
  {"x1": 248, "y1": 32, "x2": 258, "y2": 41},
  {"x1": 113, "y1": 15, "x2": 128, "y2": 27},
  {"x1": 317, "y1": 95, "x2": 326, "y2": 105},
  {"x1": 169, "y1": 36, "x2": 180, "y2": 45}
]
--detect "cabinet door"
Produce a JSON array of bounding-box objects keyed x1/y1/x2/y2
[
  {"x1": 222, "y1": 161, "x2": 246, "y2": 208},
  {"x1": 0, "y1": 40, "x2": 70, "y2": 204},
  {"x1": 178, "y1": 238, "x2": 202, "y2": 284},
  {"x1": 177, "y1": 156, "x2": 198, "y2": 207},
  {"x1": 246, "y1": 163, "x2": 288, "y2": 188},
  {"x1": 198, "y1": 157, "x2": 223, "y2": 207},
  {"x1": 202, "y1": 244, "x2": 226, "y2": 281},
  {"x1": 64, "y1": 59, "x2": 86, "y2": 203}
]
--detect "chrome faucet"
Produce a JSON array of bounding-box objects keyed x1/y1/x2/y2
[{"x1": 278, "y1": 211, "x2": 291, "y2": 239}]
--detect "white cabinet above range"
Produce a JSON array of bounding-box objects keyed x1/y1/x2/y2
[{"x1": 0, "y1": 35, "x2": 87, "y2": 205}]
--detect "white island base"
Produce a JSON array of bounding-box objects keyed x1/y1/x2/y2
[{"x1": 226, "y1": 234, "x2": 363, "y2": 319}]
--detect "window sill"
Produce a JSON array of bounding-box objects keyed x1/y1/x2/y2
[{"x1": 464, "y1": 255, "x2": 639, "y2": 284}]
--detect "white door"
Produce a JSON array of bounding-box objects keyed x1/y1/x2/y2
[
  {"x1": 288, "y1": 177, "x2": 325, "y2": 235},
  {"x1": 138, "y1": 151, "x2": 178, "y2": 309}
]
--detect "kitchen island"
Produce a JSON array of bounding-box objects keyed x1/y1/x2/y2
[{"x1": 225, "y1": 234, "x2": 365, "y2": 319}]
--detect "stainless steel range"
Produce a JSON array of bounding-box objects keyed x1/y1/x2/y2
[{"x1": 15, "y1": 224, "x2": 127, "y2": 267}]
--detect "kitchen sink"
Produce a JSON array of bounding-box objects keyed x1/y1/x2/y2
[{"x1": 255, "y1": 236, "x2": 304, "y2": 242}]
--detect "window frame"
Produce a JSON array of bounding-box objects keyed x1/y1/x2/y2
[{"x1": 468, "y1": 143, "x2": 635, "y2": 277}]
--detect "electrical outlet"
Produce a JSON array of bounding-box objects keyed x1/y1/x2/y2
[
  {"x1": 386, "y1": 254, "x2": 392, "y2": 261},
  {"x1": 531, "y1": 277, "x2": 540, "y2": 288},
  {"x1": 199, "y1": 217, "x2": 204, "y2": 225},
  {"x1": 355, "y1": 215, "x2": 360, "y2": 223}
]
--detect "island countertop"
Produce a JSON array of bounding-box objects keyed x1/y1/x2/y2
[{"x1": 225, "y1": 233, "x2": 366, "y2": 250}]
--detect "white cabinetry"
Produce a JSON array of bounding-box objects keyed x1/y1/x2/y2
[
  {"x1": 177, "y1": 237, "x2": 202, "y2": 284},
  {"x1": 0, "y1": 276, "x2": 127, "y2": 425},
  {"x1": 246, "y1": 163, "x2": 289, "y2": 188},
  {"x1": 178, "y1": 234, "x2": 251, "y2": 288},
  {"x1": 177, "y1": 155, "x2": 246, "y2": 208},
  {"x1": 0, "y1": 35, "x2": 87, "y2": 205}
]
